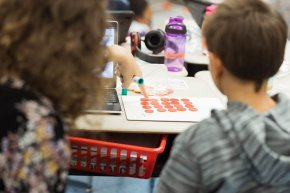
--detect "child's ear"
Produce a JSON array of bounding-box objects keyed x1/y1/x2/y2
[
  {"x1": 202, "y1": 39, "x2": 224, "y2": 80},
  {"x1": 208, "y1": 52, "x2": 224, "y2": 81}
]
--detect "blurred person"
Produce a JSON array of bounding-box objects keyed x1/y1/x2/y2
[
  {"x1": 157, "y1": 0, "x2": 290, "y2": 192},
  {"x1": 202, "y1": 0, "x2": 290, "y2": 39},
  {"x1": 264, "y1": 0, "x2": 290, "y2": 38},
  {"x1": 0, "y1": 0, "x2": 145, "y2": 192},
  {"x1": 107, "y1": 0, "x2": 130, "y2": 10},
  {"x1": 128, "y1": 0, "x2": 153, "y2": 36}
]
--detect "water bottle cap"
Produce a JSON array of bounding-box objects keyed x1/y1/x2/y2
[
  {"x1": 166, "y1": 16, "x2": 186, "y2": 34},
  {"x1": 169, "y1": 16, "x2": 184, "y2": 23},
  {"x1": 165, "y1": 23, "x2": 187, "y2": 34}
]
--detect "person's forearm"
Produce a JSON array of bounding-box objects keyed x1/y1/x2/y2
[{"x1": 107, "y1": 45, "x2": 129, "y2": 65}]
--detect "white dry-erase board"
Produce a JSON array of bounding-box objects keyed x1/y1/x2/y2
[{"x1": 122, "y1": 96, "x2": 224, "y2": 122}]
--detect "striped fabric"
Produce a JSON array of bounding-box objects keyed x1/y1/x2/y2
[{"x1": 156, "y1": 93, "x2": 290, "y2": 193}]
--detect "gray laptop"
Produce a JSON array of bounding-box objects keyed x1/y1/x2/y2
[
  {"x1": 86, "y1": 21, "x2": 122, "y2": 114},
  {"x1": 108, "y1": 10, "x2": 134, "y2": 44}
]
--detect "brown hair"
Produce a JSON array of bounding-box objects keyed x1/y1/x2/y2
[
  {"x1": 202, "y1": 0, "x2": 288, "y2": 91},
  {"x1": 129, "y1": 0, "x2": 149, "y2": 19},
  {"x1": 0, "y1": 0, "x2": 107, "y2": 121}
]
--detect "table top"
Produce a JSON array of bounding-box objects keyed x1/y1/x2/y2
[
  {"x1": 73, "y1": 41, "x2": 290, "y2": 134},
  {"x1": 74, "y1": 75, "x2": 224, "y2": 134},
  {"x1": 73, "y1": 2, "x2": 290, "y2": 134}
]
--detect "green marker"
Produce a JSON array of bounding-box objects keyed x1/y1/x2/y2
[
  {"x1": 133, "y1": 76, "x2": 144, "y2": 85},
  {"x1": 121, "y1": 88, "x2": 128, "y2": 96}
]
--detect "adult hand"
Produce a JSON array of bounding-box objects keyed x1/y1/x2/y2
[{"x1": 107, "y1": 45, "x2": 148, "y2": 97}]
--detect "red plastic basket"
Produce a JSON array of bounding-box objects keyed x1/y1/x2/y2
[{"x1": 68, "y1": 135, "x2": 167, "y2": 178}]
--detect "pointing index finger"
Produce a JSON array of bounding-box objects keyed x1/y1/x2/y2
[{"x1": 133, "y1": 76, "x2": 148, "y2": 98}]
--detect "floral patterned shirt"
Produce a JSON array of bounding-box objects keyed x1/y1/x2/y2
[{"x1": 0, "y1": 76, "x2": 71, "y2": 193}]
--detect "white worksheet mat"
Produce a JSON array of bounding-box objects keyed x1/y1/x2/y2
[{"x1": 122, "y1": 96, "x2": 224, "y2": 122}]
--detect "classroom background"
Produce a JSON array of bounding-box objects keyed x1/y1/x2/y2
[{"x1": 66, "y1": 0, "x2": 290, "y2": 192}]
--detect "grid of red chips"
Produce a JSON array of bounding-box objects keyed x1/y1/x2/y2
[{"x1": 140, "y1": 98, "x2": 198, "y2": 113}]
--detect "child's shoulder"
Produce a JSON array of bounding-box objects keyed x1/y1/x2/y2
[
  {"x1": 174, "y1": 109, "x2": 239, "y2": 163},
  {"x1": 174, "y1": 103, "x2": 257, "y2": 151}
]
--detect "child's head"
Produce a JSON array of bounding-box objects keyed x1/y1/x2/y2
[
  {"x1": 202, "y1": 0, "x2": 287, "y2": 92},
  {"x1": 0, "y1": 0, "x2": 107, "y2": 120},
  {"x1": 129, "y1": 0, "x2": 152, "y2": 25}
]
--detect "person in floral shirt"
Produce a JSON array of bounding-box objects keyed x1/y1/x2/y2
[
  {"x1": 0, "y1": 0, "x2": 105, "y2": 192},
  {"x1": 0, "y1": 0, "x2": 146, "y2": 192},
  {"x1": 0, "y1": 76, "x2": 71, "y2": 192}
]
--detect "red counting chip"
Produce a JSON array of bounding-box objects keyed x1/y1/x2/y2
[
  {"x1": 149, "y1": 99, "x2": 158, "y2": 102},
  {"x1": 170, "y1": 98, "x2": 179, "y2": 102},
  {"x1": 150, "y1": 101, "x2": 160, "y2": 105},
  {"x1": 142, "y1": 105, "x2": 152, "y2": 109},
  {"x1": 174, "y1": 104, "x2": 184, "y2": 108},
  {"x1": 145, "y1": 109, "x2": 154, "y2": 113},
  {"x1": 170, "y1": 101, "x2": 180, "y2": 105},
  {"x1": 185, "y1": 104, "x2": 194, "y2": 108},
  {"x1": 140, "y1": 98, "x2": 149, "y2": 101},
  {"x1": 182, "y1": 101, "x2": 193, "y2": 105},
  {"x1": 153, "y1": 105, "x2": 163, "y2": 108},
  {"x1": 161, "y1": 98, "x2": 169, "y2": 101},
  {"x1": 168, "y1": 109, "x2": 177, "y2": 112},
  {"x1": 157, "y1": 108, "x2": 167, "y2": 112},
  {"x1": 177, "y1": 108, "x2": 186, "y2": 111},
  {"x1": 164, "y1": 105, "x2": 174, "y2": 109},
  {"x1": 188, "y1": 108, "x2": 198, "y2": 112},
  {"x1": 181, "y1": 98, "x2": 190, "y2": 102},
  {"x1": 162, "y1": 102, "x2": 171, "y2": 106},
  {"x1": 141, "y1": 101, "x2": 149, "y2": 105}
]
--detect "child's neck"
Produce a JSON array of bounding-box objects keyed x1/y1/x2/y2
[{"x1": 224, "y1": 80, "x2": 276, "y2": 113}]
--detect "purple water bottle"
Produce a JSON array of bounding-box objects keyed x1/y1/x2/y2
[{"x1": 164, "y1": 16, "x2": 187, "y2": 72}]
